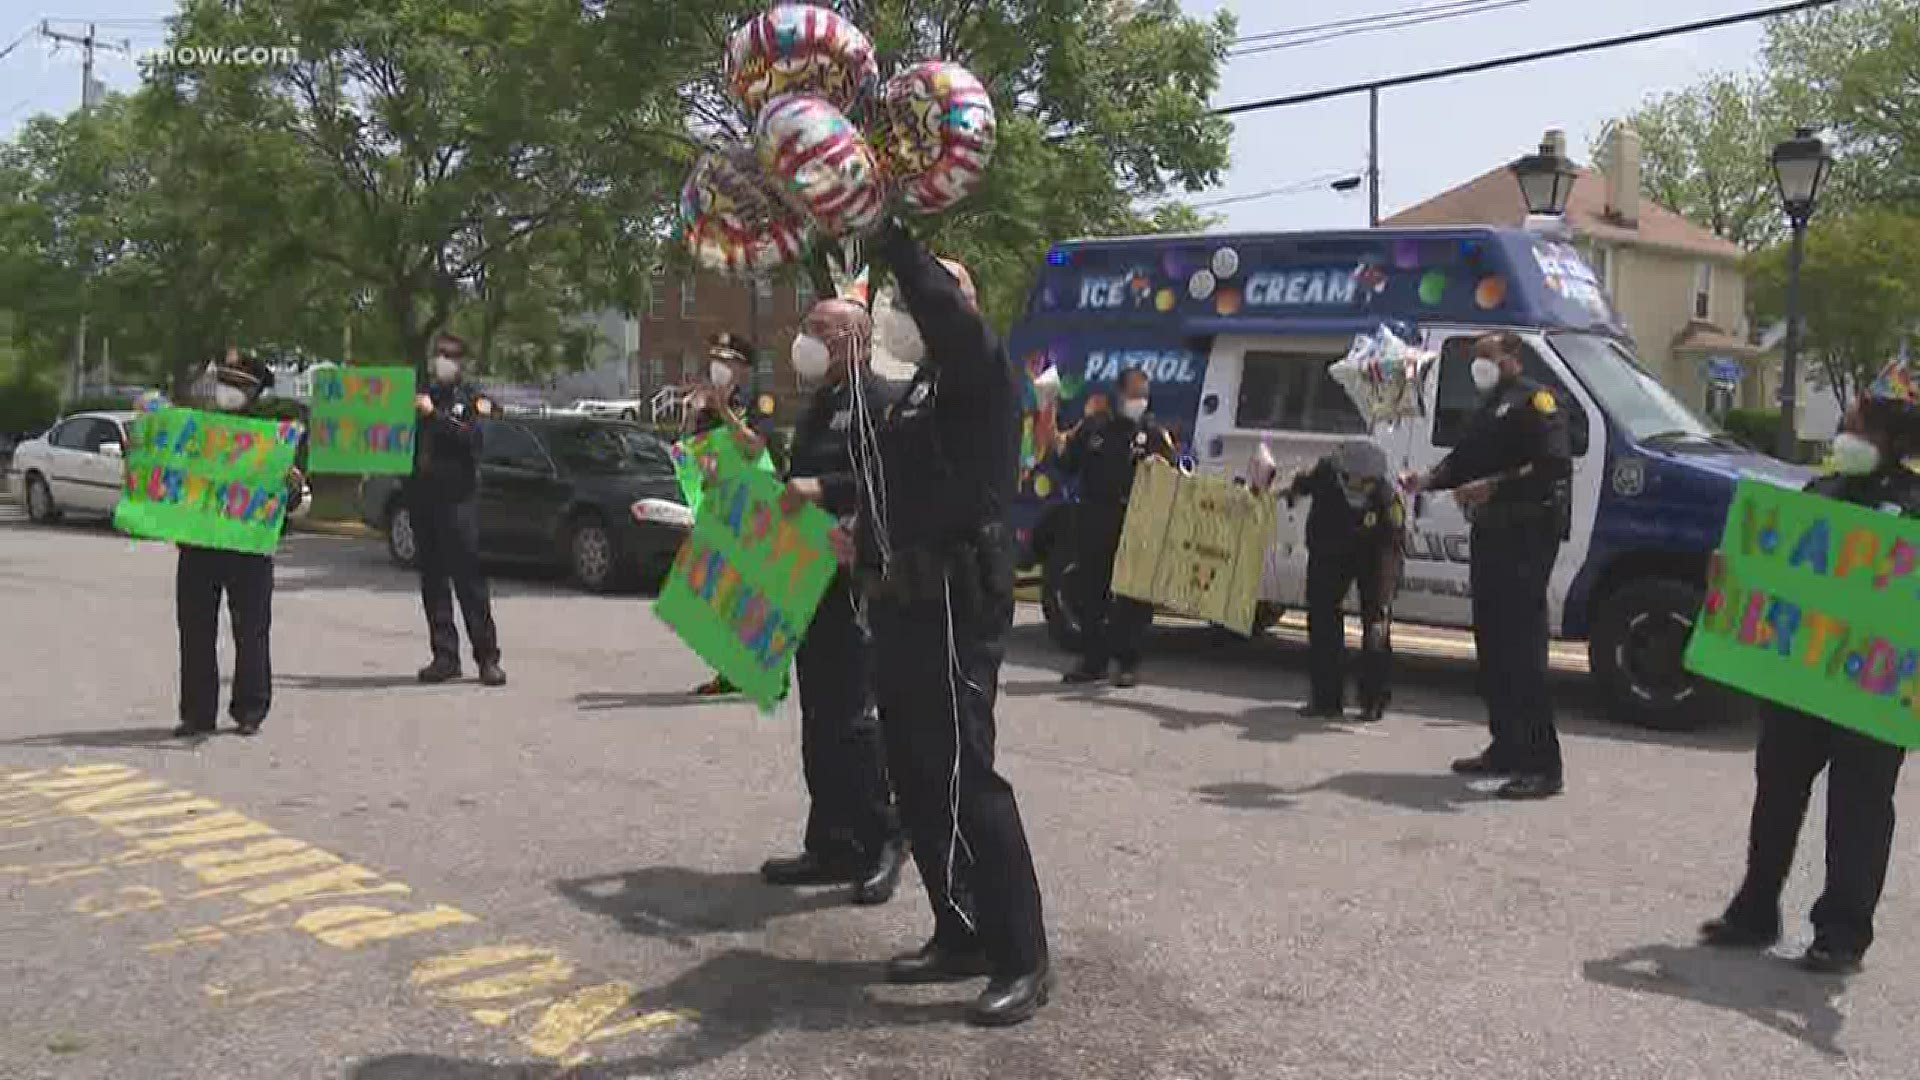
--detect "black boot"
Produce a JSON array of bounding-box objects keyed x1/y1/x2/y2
[
  {"x1": 886, "y1": 939, "x2": 993, "y2": 984},
  {"x1": 760, "y1": 851, "x2": 862, "y2": 887},
  {"x1": 172, "y1": 721, "x2": 215, "y2": 738},
  {"x1": 418, "y1": 658, "x2": 461, "y2": 684},
  {"x1": 1798, "y1": 940, "x2": 1864, "y2": 975},
  {"x1": 1698, "y1": 915, "x2": 1779, "y2": 950},
  {"x1": 852, "y1": 838, "x2": 905, "y2": 906},
  {"x1": 478, "y1": 660, "x2": 507, "y2": 687},
  {"x1": 1496, "y1": 773, "x2": 1564, "y2": 800},
  {"x1": 968, "y1": 962, "x2": 1053, "y2": 1027},
  {"x1": 1450, "y1": 751, "x2": 1507, "y2": 776},
  {"x1": 1061, "y1": 663, "x2": 1105, "y2": 685}
]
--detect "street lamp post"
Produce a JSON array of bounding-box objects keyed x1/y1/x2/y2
[
  {"x1": 1509, "y1": 133, "x2": 1579, "y2": 218},
  {"x1": 1770, "y1": 126, "x2": 1832, "y2": 460}
]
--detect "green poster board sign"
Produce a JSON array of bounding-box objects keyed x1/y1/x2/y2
[
  {"x1": 1684, "y1": 478, "x2": 1920, "y2": 748},
  {"x1": 308, "y1": 366, "x2": 417, "y2": 475},
  {"x1": 654, "y1": 432, "x2": 836, "y2": 712},
  {"x1": 113, "y1": 407, "x2": 302, "y2": 555},
  {"x1": 669, "y1": 428, "x2": 775, "y2": 519}
]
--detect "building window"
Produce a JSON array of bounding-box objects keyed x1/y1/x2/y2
[
  {"x1": 649, "y1": 356, "x2": 665, "y2": 389},
  {"x1": 680, "y1": 277, "x2": 696, "y2": 319},
  {"x1": 1591, "y1": 245, "x2": 1613, "y2": 296},
  {"x1": 647, "y1": 266, "x2": 664, "y2": 320},
  {"x1": 1693, "y1": 263, "x2": 1713, "y2": 320}
]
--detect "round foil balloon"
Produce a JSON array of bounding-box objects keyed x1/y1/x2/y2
[
  {"x1": 756, "y1": 94, "x2": 886, "y2": 238},
  {"x1": 679, "y1": 144, "x2": 811, "y2": 275},
  {"x1": 874, "y1": 61, "x2": 996, "y2": 215},
  {"x1": 725, "y1": 4, "x2": 877, "y2": 117}
]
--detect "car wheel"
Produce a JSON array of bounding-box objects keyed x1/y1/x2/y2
[
  {"x1": 569, "y1": 515, "x2": 625, "y2": 593},
  {"x1": 387, "y1": 504, "x2": 418, "y2": 568},
  {"x1": 24, "y1": 473, "x2": 60, "y2": 524},
  {"x1": 1589, "y1": 576, "x2": 1754, "y2": 731},
  {"x1": 1040, "y1": 540, "x2": 1087, "y2": 652}
]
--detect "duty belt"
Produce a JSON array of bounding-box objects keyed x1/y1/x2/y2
[{"x1": 857, "y1": 525, "x2": 1008, "y2": 607}]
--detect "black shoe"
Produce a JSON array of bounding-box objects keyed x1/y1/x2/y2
[
  {"x1": 1698, "y1": 916, "x2": 1779, "y2": 950},
  {"x1": 760, "y1": 851, "x2": 862, "y2": 887},
  {"x1": 172, "y1": 722, "x2": 215, "y2": 738},
  {"x1": 418, "y1": 659, "x2": 461, "y2": 684},
  {"x1": 852, "y1": 839, "x2": 906, "y2": 906},
  {"x1": 692, "y1": 676, "x2": 737, "y2": 697},
  {"x1": 1496, "y1": 773, "x2": 1564, "y2": 800},
  {"x1": 886, "y1": 940, "x2": 994, "y2": 985},
  {"x1": 233, "y1": 720, "x2": 262, "y2": 737},
  {"x1": 968, "y1": 964, "x2": 1053, "y2": 1027},
  {"x1": 1111, "y1": 668, "x2": 1139, "y2": 689},
  {"x1": 1450, "y1": 753, "x2": 1508, "y2": 776},
  {"x1": 1297, "y1": 703, "x2": 1343, "y2": 719},
  {"x1": 1061, "y1": 665, "x2": 1106, "y2": 685},
  {"x1": 1355, "y1": 701, "x2": 1387, "y2": 722},
  {"x1": 478, "y1": 661, "x2": 506, "y2": 687},
  {"x1": 1797, "y1": 941, "x2": 1864, "y2": 975}
]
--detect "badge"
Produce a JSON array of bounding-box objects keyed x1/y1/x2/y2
[
  {"x1": 1611, "y1": 459, "x2": 1645, "y2": 497},
  {"x1": 1133, "y1": 432, "x2": 1147, "y2": 448},
  {"x1": 1496, "y1": 402, "x2": 1511, "y2": 418},
  {"x1": 1363, "y1": 511, "x2": 1377, "y2": 528},
  {"x1": 829, "y1": 409, "x2": 851, "y2": 432},
  {"x1": 907, "y1": 382, "x2": 930, "y2": 407},
  {"x1": 1532, "y1": 390, "x2": 1557, "y2": 415}
]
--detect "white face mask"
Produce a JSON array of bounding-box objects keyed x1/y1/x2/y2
[
  {"x1": 1470, "y1": 357, "x2": 1502, "y2": 393},
  {"x1": 1831, "y1": 432, "x2": 1883, "y2": 476},
  {"x1": 790, "y1": 334, "x2": 832, "y2": 381},
  {"x1": 1119, "y1": 397, "x2": 1148, "y2": 421},
  {"x1": 873, "y1": 301, "x2": 927, "y2": 368},
  {"x1": 211, "y1": 383, "x2": 249, "y2": 412},
  {"x1": 709, "y1": 361, "x2": 736, "y2": 389},
  {"x1": 432, "y1": 356, "x2": 461, "y2": 384}
]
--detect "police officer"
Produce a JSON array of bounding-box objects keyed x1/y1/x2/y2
[
  {"x1": 1402, "y1": 331, "x2": 1570, "y2": 799},
  {"x1": 837, "y1": 219, "x2": 1050, "y2": 1025},
  {"x1": 411, "y1": 333, "x2": 505, "y2": 687},
  {"x1": 172, "y1": 349, "x2": 311, "y2": 737},
  {"x1": 684, "y1": 333, "x2": 779, "y2": 699},
  {"x1": 1286, "y1": 440, "x2": 1404, "y2": 721},
  {"x1": 1700, "y1": 372, "x2": 1920, "y2": 974},
  {"x1": 1056, "y1": 366, "x2": 1175, "y2": 687},
  {"x1": 761, "y1": 301, "x2": 906, "y2": 905}
]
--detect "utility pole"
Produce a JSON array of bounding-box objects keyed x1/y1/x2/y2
[
  {"x1": 40, "y1": 21, "x2": 128, "y2": 405},
  {"x1": 1367, "y1": 87, "x2": 1380, "y2": 228}
]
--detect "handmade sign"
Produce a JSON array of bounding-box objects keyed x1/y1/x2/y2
[
  {"x1": 1111, "y1": 458, "x2": 1276, "y2": 635},
  {"x1": 308, "y1": 365, "x2": 416, "y2": 475},
  {"x1": 114, "y1": 406, "x2": 302, "y2": 555},
  {"x1": 669, "y1": 428, "x2": 777, "y2": 520},
  {"x1": 1683, "y1": 478, "x2": 1920, "y2": 748},
  {"x1": 655, "y1": 432, "x2": 837, "y2": 712}
]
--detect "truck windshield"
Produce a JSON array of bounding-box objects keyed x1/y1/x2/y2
[{"x1": 1548, "y1": 332, "x2": 1721, "y2": 445}]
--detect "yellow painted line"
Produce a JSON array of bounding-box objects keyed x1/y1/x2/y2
[{"x1": 0, "y1": 764, "x2": 699, "y2": 1064}]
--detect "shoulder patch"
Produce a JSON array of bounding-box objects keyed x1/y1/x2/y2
[{"x1": 1532, "y1": 390, "x2": 1556, "y2": 415}]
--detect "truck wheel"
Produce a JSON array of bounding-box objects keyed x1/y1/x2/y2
[
  {"x1": 1040, "y1": 541, "x2": 1087, "y2": 653},
  {"x1": 1589, "y1": 577, "x2": 1753, "y2": 731}
]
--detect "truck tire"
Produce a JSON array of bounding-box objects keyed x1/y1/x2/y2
[
  {"x1": 1040, "y1": 539, "x2": 1087, "y2": 653},
  {"x1": 1589, "y1": 576, "x2": 1754, "y2": 731}
]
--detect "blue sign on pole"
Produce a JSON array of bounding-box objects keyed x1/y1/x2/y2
[{"x1": 1706, "y1": 356, "x2": 1745, "y2": 386}]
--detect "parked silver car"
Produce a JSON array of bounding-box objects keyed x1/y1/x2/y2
[{"x1": 6, "y1": 411, "x2": 137, "y2": 522}]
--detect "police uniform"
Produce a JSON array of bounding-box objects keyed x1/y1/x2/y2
[
  {"x1": 763, "y1": 370, "x2": 905, "y2": 899},
  {"x1": 410, "y1": 378, "x2": 501, "y2": 679},
  {"x1": 1423, "y1": 375, "x2": 1571, "y2": 795},
  {"x1": 858, "y1": 220, "x2": 1049, "y2": 1024},
  {"x1": 1704, "y1": 462, "x2": 1919, "y2": 969},
  {"x1": 174, "y1": 360, "x2": 309, "y2": 737},
  {"x1": 1288, "y1": 442, "x2": 1405, "y2": 718},
  {"x1": 1057, "y1": 408, "x2": 1175, "y2": 681}
]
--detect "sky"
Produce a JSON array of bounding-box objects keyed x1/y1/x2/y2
[{"x1": 1, "y1": 0, "x2": 1776, "y2": 231}]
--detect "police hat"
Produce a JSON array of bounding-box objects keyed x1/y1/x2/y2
[
  {"x1": 707, "y1": 332, "x2": 754, "y2": 368},
  {"x1": 213, "y1": 350, "x2": 274, "y2": 394}
]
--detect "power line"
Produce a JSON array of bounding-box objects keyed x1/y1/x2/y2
[
  {"x1": 1232, "y1": 0, "x2": 1512, "y2": 46},
  {"x1": 1182, "y1": 173, "x2": 1359, "y2": 210},
  {"x1": 1214, "y1": 0, "x2": 1845, "y2": 118},
  {"x1": 1230, "y1": 0, "x2": 1532, "y2": 59}
]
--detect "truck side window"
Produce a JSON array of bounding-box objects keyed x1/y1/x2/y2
[
  {"x1": 1236, "y1": 349, "x2": 1367, "y2": 435},
  {"x1": 1431, "y1": 337, "x2": 1589, "y2": 454}
]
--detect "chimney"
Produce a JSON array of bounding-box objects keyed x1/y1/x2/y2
[{"x1": 1606, "y1": 124, "x2": 1641, "y2": 228}]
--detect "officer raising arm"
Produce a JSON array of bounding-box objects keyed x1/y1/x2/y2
[{"x1": 1401, "y1": 331, "x2": 1570, "y2": 799}]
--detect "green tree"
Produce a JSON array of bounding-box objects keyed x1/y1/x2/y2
[
  {"x1": 1747, "y1": 208, "x2": 1920, "y2": 410},
  {"x1": 1765, "y1": 0, "x2": 1920, "y2": 209}
]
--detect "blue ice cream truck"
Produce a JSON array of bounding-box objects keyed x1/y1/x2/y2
[{"x1": 1006, "y1": 225, "x2": 1810, "y2": 731}]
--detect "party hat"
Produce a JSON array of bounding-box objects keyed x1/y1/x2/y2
[
  {"x1": 1866, "y1": 351, "x2": 1919, "y2": 407},
  {"x1": 831, "y1": 264, "x2": 871, "y2": 309}
]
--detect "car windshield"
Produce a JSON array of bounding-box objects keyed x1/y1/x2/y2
[
  {"x1": 1548, "y1": 332, "x2": 1724, "y2": 446},
  {"x1": 547, "y1": 424, "x2": 666, "y2": 474}
]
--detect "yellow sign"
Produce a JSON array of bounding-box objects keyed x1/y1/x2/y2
[{"x1": 1110, "y1": 459, "x2": 1277, "y2": 635}]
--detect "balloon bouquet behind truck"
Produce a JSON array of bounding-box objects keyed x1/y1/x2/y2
[{"x1": 1007, "y1": 226, "x2": 1812, "y2": 732}]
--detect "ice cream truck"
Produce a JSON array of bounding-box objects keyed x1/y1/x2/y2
[{"x1": 1007, "y1": 226, "x2": 1810, "y2": 731}]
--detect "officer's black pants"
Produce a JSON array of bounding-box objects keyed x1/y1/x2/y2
[
  {"x1": 1305, "y1": 544, "x2": 1394, "y2": 710},
  {"x1": 869, "y1": 578, "x2": 1048, "y2": 977},
  {"x1": 1467, "y1": 522, "x2": 1561, "y2": 777},
  {"x1": 1723, "y1": 707, "x2": 1906, "y2": 955},
  {"x1": 412, "y1": 493, "x2": 500, "y2": 665},
  {"x1": 177, "y1": 545, "x2": 274, "y2": 729},
  {"x1": 1072, "y1": 504, "x2": 1150, "y2": 671},
  {"x1": 793, "y1": 572, "x2": 897, "y2": 863}
]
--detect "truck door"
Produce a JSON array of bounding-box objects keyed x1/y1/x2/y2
[
  {"x1": 1192, "y1": 334, "x2": 1371, "y2": 611},
  {"x1": 1395, "y1": 330, "x2": 1599, "y2": 631}
]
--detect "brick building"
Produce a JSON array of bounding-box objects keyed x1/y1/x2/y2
[{"x1": 637, "y1": 268, "x2": 819, "y2": 422}]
